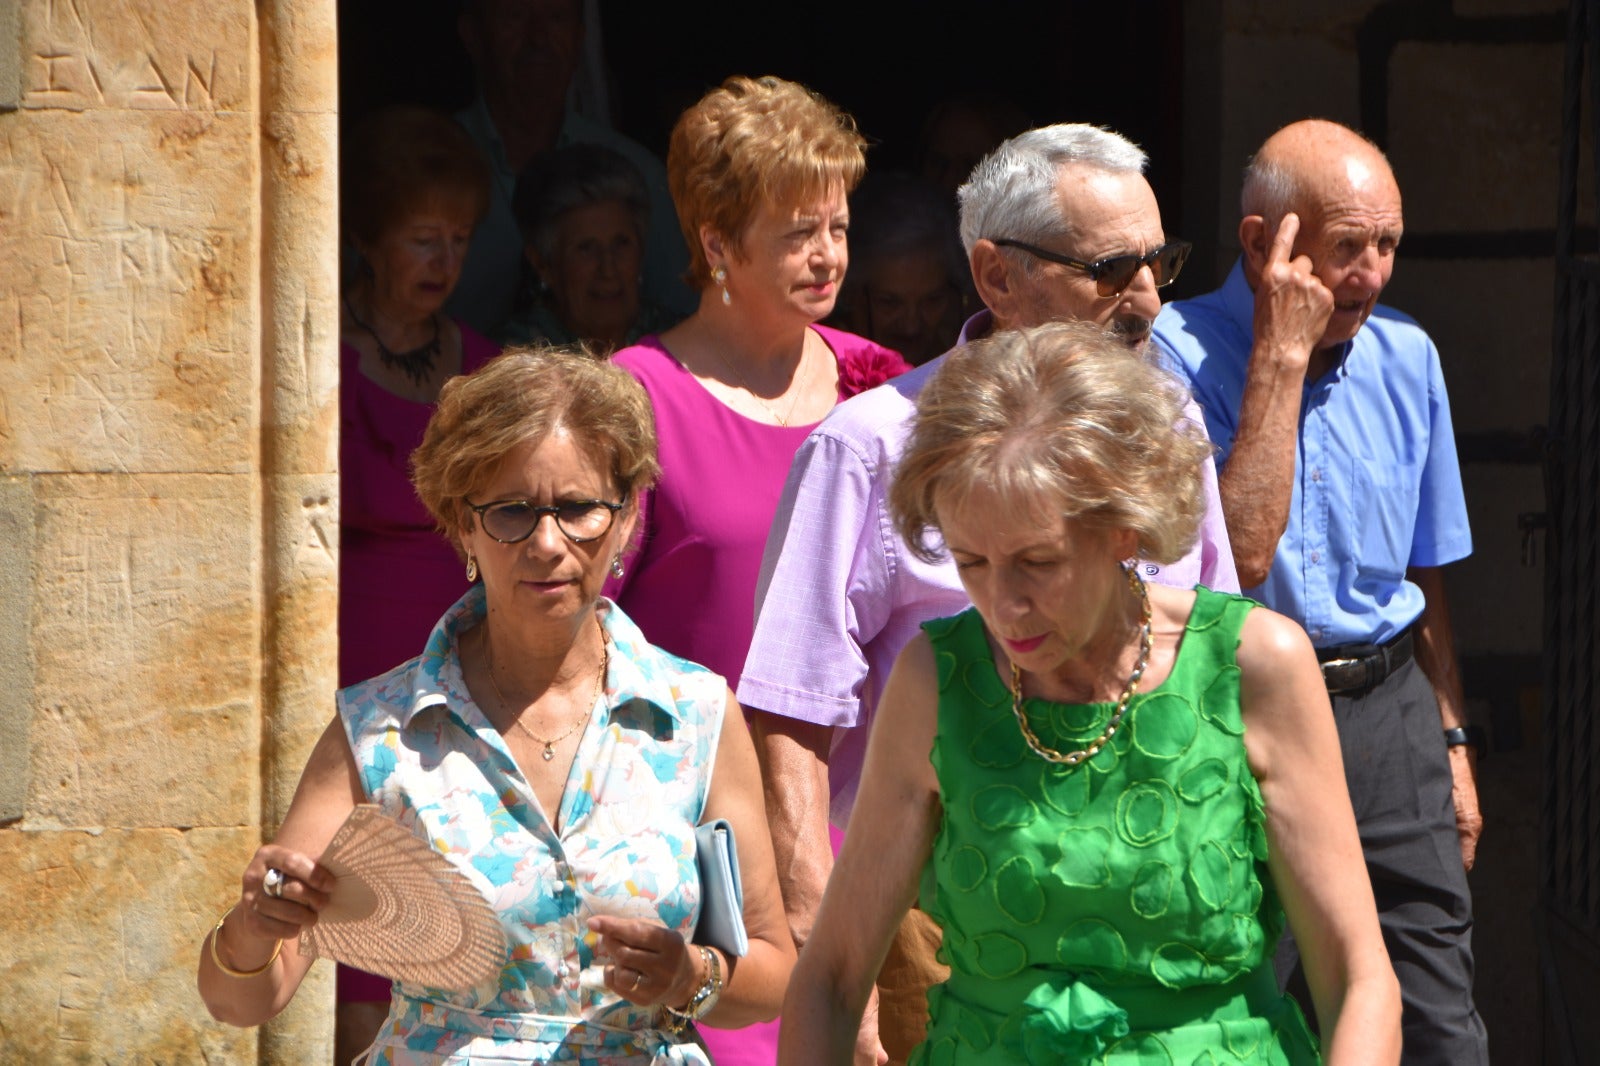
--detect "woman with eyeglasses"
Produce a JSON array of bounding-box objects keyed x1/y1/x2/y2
[
  {"x1": 198, "y1": 347, "x2": 796, "y2": 1065},
  {"x1": 779, "y1": 324, "x2": 1399, "y2": 1065}
]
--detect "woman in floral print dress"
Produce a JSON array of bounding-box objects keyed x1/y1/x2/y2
[{"x1": 198, "y1": 347, "x2": 795, "y2": 1064}]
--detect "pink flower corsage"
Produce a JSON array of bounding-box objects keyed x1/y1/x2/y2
[{"x1": 836, "y1": 346, "x2": 913, "y2": 399}]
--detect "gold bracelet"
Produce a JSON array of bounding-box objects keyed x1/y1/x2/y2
[
  {"x1": 662, "y1": 945, "x2": 722, "y2": 1034},
  {"x1": 208, "y1": 905, "x2": 282, "y2": 978}
]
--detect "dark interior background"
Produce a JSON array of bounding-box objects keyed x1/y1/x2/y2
[{"x1": 337, "y1": 0, "x2": 1211, "y2": 299}]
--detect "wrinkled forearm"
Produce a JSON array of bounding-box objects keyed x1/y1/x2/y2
[
  {"x1": 1220, "y1": 341, "x2": 1306, "y2": 587},
  {"x1": 1407, "y1": 567, "x2": 1467, "y2": 730},
  {"x1": 751, "y1": 712, "x2": 837, "y2": 949}
]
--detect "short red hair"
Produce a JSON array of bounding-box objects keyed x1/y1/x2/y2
[{"x1": 668, "y1": 76, "x2": 866, "y2": 289}]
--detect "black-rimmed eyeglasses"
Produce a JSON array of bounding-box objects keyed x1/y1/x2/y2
[
  {"x1": 990, "y1": 238, "x2": 1193, "y2": 298},
  {"x1": 465, "y1": 497, "x2": 625, "y2": 544}
]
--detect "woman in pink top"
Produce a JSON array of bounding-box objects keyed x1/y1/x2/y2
[
  {"x1": 609, "y1": 76, "x2": 909, "y2": 1065},
  {"x1": 336, "y1": 105, "x2": 499, "y2": 1061}
]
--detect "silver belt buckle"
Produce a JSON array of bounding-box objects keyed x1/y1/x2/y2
[{"x1": 1320, "y1": 656, "x2": 1367, "y2": 693}]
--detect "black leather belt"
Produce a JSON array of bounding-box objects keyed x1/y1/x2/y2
[{"x1": 1316, "y1": 626, "x2": 1414, "y2": 697}]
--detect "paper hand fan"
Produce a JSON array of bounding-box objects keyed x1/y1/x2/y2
[{"x1": 298, "y1": 804, "x2": 506, "y2": 990}]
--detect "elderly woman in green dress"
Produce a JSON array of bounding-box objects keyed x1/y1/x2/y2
[{"x1": 781, "y1": 321, "x2": 1399, "y2": 1065}]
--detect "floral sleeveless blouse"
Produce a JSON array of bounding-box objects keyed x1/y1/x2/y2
[{"x1": 337, "y1": 585, "x2": 725, "y2": 1064}]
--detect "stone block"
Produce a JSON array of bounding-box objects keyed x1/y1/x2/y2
[
  {"x1": 1381, "y1": 258, "x2": 1553, "y2": 433},
  {"x1": 261, "y1": 110, "x2": 341, "y2": 478},
  {"x1": 1389, "y1": 42, "x2": 1566, "y2": 233},
  {"x1": 25, "y1": 473, "x2": 259, "y2": 829},
  {"x1": 19, "y1": 0, "x2": 251, "y2": 112},
  {"x1": 0, "y1": 826, "x2": 265, "y2": 1064},
  {"x1": 0, "y1": 111, "x2": 256, "y2": 475},
  {"x1": 261, "y1": 473, "x2": 340, "y2": 824},
  {"x1": 261, "y1": 0, "x2": 338, "y2": 116},
  {"x1": 0, "y1": 476, "x2": 35, "y2": 823}
]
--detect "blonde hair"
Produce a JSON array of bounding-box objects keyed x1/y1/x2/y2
[
  {"x1": 891, "y1": 322, "x2": 1209, "y2": 565},
  {"x1": 411, "y1": 346, "x2": 660, "y2": 557},
  {"x1": 668, "y1": 75, "x2": 866, "y2": 288}
]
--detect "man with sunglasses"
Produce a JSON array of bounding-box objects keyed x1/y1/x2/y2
[
  {"x1": 1153, "y1": 119, "x2": 1486, "y2": 1065},
  {"x1": 739, "y1": 123, "x2": 1238, "y2": 1065}
]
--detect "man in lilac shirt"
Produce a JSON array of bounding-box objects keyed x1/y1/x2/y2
[{"x1": 739, "y1": 124, "x2": 1238, "y2": 1063}]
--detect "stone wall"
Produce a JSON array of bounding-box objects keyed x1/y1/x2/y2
[{"x1": 0, "y1": 1, "x2": 339, "y2": 1062}]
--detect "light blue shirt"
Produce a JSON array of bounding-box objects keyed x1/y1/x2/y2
[{"x1": 1154, "y1": 260, "x2": 1472, "y2": 647}]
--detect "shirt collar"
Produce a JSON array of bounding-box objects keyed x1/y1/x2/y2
[
  {"x1": 957, "y1": 308, "x2": 995, "y2": 345},
  {"x1": 399, "y1": 585, "x2": 690, "y2": 730}
]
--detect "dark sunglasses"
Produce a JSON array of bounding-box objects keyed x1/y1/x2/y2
[
  {"x1": 990, "y1": 238, "x2": 1193, "y2": 298},
  {"x1": 465, "y1": 497, "x2": 625, "y2": 544}
]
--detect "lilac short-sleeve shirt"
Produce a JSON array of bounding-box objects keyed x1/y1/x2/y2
[{"x1": 738, "y1": 312, "x2": 1239, "y2": 824}]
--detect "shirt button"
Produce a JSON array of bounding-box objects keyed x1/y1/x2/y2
[
  {"x1": 1311, "y1": 469, "x2": 1322, "y2": 482},
  {"x1": 1310, "y1": 550, "x2": 1321, "y2": 563}
]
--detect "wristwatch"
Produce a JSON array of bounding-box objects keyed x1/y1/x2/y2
[
  {"x1": 662, "y1": 946, "x2": 722, "y2": 1035},
  {"x1": 1443, "y1": 725, "x2": 1487, "y2": 760}
]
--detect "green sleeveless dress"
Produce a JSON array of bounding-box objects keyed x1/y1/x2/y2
[{"x1": 913, "y1": 588, "x2": 1320, "y2": 1065}]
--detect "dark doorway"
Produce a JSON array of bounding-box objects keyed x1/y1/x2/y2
[{"x1": 336, "y1": 1, "x2": 1196, "y2": 287}]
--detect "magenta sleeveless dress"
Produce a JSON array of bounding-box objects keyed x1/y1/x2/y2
[{"x1": 609, "y1": 326, "x2": 909, "y2": 1064}]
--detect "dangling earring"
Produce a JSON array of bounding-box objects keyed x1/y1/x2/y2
[
  {"x1": 610, "y1": 554, "x2": 625, "y2": 579},
  {"x1": 466, "y1": 555, "x2": 479, "y2": 582},
  {"x1": 713, "y1": 265, "x2": 731, "y2": 306}
]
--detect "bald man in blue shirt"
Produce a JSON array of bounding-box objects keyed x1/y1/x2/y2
[{"x1": 1155, "y1": 119, "x2": 1486, "y2": 1065}]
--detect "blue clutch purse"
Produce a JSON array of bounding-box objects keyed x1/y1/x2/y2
[{"x1": 692, "y1": 819, "x2": 749, "y2": 957}]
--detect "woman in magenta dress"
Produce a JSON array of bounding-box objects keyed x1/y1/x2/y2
[
  {"x1": 608, "y1": 76, "x2": 910, "y2": 1064},
  {"x1": 336, "y1": 105, "x2": 499, "y2": 1061}
]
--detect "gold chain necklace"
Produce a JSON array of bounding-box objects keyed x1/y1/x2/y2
[
  {"x1": 711, "y1": 344, "x2": 810, "y2": 427},
  {"x1": 1008, "y1": 566, "x2": 1153, "y2": 769},
  {"x1": 484, "y1": 620, "x2": 608, "y2": 762}
]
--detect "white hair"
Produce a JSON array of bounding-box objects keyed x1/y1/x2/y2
[
  {"x1": 1239, "y1": 154, "x2": 1299, "y2": 222},
  {"x1": 956, "y1": 124, "x2": 1148, "y2": 257}
]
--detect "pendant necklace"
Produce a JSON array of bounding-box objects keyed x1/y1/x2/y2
[
  {"x1": 1008, "y1": 566, "x2": 1153, "y2": 770},
  {"x1": 711, "y1": 344, "x2": 810, "y2": 427},
  {"x1": 343, "y1": 294, "x2": 441, "y2": 389},
  {"x1": 484, "y1": 621, "x2": 609, "y2": 761}
]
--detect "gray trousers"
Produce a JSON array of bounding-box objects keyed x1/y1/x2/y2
[{"x1": 1275, "y1": 657, "x2": 1488, "y2": 1065}]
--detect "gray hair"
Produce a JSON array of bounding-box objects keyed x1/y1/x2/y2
[
  {"x1": 1239, "y1": 154, "x2": 1300, "y2": 222},
  {"x1": 512, "y1": 144, "x2": 650, "y2": 265},
  {"x1": 956, "y1": 124, "x2": 1148, "y2": 257}
]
